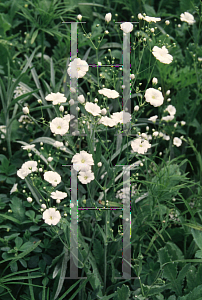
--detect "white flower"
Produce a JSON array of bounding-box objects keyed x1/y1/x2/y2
[
  {"x1": 17, "y1": 168, "x2": 30, "y2": 179},
  {"x1": 166, "y1": 90, "x2": 170, "y2": 95},
  {"x1": 21, "y1": 161, "x2": 38, "y2": 172},
  {"x1": 51, "y1": 190, "x2": 67, "y2": 200},
  {"x1": 78, "y1": 170, "x2": 95, "y2": 184},
  {"x1": 111, "y1": 111, "x2": 131, "y2": 124},
  {"x1": 145, "y1": 88, "x2": 164, "y2": 107},
  {"x1": 181, "y1": 121, "x2": 186, "y2": 126},
  {"x1": 148, "y1": 115, "x2": 158, "y2": 123},
  {"x1": 130, "y1": 74, "x2": 135, "y2": 79},
  {"x1": 173, "y1": 137, "x2": 182, "y2": 147},
  {"x1": 165, "y1": 105, "x2": 176, "y2": 116},
  {"x1": 153, "y1": 131, "x2": 159, "y2": 137},
  {"x1": 143, "y1": 16, "x2": 161, "y2": 23},
  {"x1": 10, "y1": 183, "x2": 18, "y2": 194},
  {"x1": 53, "y1": 141, "x2": 64, "y2": 148},
  {"x1": 152, "y1": 46, "x2": 173, "y2": 64},
  {"x1": 23, "y1": 107, "x2": 29, "y2": 114},
  {"x1": 27, "y1": 197, "x2": 32, "y2": 203},
  {"x1": 50, "y1": 117, "x2": 69, "y2": 136},
  {"x1": 17, "y1": 161, "x2": 37, "y2": 179},
  {"x1": 152, "y1": 77, "x2": 158, "y2": 85},
  {"x1": 180, "y1": 12, "x2": 195, "y2": 25},
  {"x1": 165, "y1": 20, "x2": 170, "y2": 25},
  {"x1": 98, "y1": 88, "x2": 119, "y2": 99},
  {"x1": 131, "y1": 138, "x2": 151, "y2": 154},
  {"x1": 141, "y1": 132, "x2": 152, "y2": 140},
  {"x1": 47, "y1": 157, "x2": 53, "y2": 162},
  {"x1": 99, "y1": 116, "x2": 117, "y2": 127},
  {"x1": 138, "y1": 13, "x2": 144, "y2": 20},
  {"x1": 105, "y1": 13, "x2": 112, "y2": 22},
  {"x1": 41, "y1": 204, "x2": 46, "y2": 210},
  {"x1": 85, "y1": 102, "x2": 101, "y2": 116},
  {"x1": 21, "y1": 144, "x2": 35, "y2": 150},
  {"x1": 72, "y1": 150, "x2": 94, "y2": 172},
  {"x1": 45, "y1": 92, "x2": 67, "y2": 105},
  {"x1": 162, "y1": 115, "x2": 174, "y2": 122},
  {"x1": 163, "y1": 134, "x2": 170, "y2": 141},
  {"x1": 97, "y1": 162, "x2": 102, "y2": 167},
  {"x1": 78, "y1": 95, "x2": 85, "y2": 104},
  {"x1": 63, "y1": 114, "x2": 74, "y2": 123},
  {"x1": 43, "y1": 208, "x2": 61, "y2": 225},
  {"x1": 105, "y1": 30, "x2": 109, "y2": 34},
  {"x1": 67, "y1": 58, "x2": 89, "y2": 79},
  {"x1": 198, "y1": 57, "x2": 202, "y2": 62},
  {"x1": 77, "y1": 14, "x2": 82, "y2": 21},
  {"x1": 120, "y1": 22, "x2": 133, "y2": 33},
  {"x1": 98, "y1": 62, "x2": 102, "y2": 66},
  {"x1": 150, "y1": 28, "x2": 155, "y2": 33},
  {"x1": 44, "y1": 171, "x2": 61, "y2": 187},
  {"x1": 134, "y1": 105, "x2": 139, "y2": 111},
  {"x1": 101, "y1": 108, "x2": 107, "y2": 115}
]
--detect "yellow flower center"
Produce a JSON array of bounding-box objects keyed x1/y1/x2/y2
[
  {"x1": 77, "y1": 67, "x2": 81, "y2": 71},
  {"x1": 50, "y1": 216, "x2": 53, "y2": 220},
  {"x1": 57, "y1": 126, "x2": 61, "y2": 129},
  {"x1": 81, "y1": 159, "x2": 85, "y2": 163},
  {"x1": 152, "y1": 95, "x2": 155, "y2": 99},
  {"x1": 84, "y1": 176, "x2": 88, "y2": 180}
]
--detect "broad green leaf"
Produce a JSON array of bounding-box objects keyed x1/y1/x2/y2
[
  {"x1": 9, "y1": 196, "x2": 26, "y2": 222},
  {"x1": 15, "y1": 237, "x2": 23, "y2": 249},
  {"x1": 114, "y1": 284, "x2": 130, "y2": 300}
]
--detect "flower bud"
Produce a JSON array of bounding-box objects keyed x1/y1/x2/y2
[
  {"x1": 23, "y1": 107, "x2": 29, "y2": 114},
  {"x1": 105, "y1": 13, "x2": 112, "y2": 23}
]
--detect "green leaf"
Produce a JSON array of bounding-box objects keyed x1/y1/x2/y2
[
  {"x1": 9, "y1": 196, "x2": 26, "y2": 222},
  {"x1": 0, "y1": 13, "x2": 11, "y2": 34},
  {"x1": 31, "y1": 29, "x2": 38, "y2": 44},
  {"x1": 158, "y1": 247, "x2": 177, "y2": 281},
  {"x1": 0, "y1": 213, "x2": 21, "y2": 224},
  {"x1": 144, "y1": 4, "x2": 157, "y2": 16},
  {"x1": 10, "y1": 261, "x2": 18, "y2": 273},
  {"x1": 114, "y1": 284, "x2": 130, "y2": 300},
  {"x1": 25, "y1": 210, "x2": 35, "y2": 220},
  {"x1": 29, "y1": 226, "x2": 40, "y2": 232},
  {"x1": 195, "y1": 250, "x2": 202, "y2": 258},
  {"x1": 0, "y1": 174, "x2": 7, "y2": 181},
  {"x1": 191, "y1": 228, "x2": 202, "y2": 250},
  {"x1": 15, "y1": 237, "x2": 23, "y2": 249},
  {"x1": 19, "y1": 242, "x2": 36, "y2": 251},
  {"x1": 53, "y1": 246, "x2": 69, "y2": 300},
  {"x1": 178, "y1": 284, "x2": 202, "y2": 300}
]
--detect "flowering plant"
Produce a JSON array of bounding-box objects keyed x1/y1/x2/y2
[{"x1": 0, "y1": 1, "x2": 202, "y2": 299}]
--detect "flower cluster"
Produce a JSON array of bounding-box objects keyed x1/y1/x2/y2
[{"x1": 71, "y1": 150, "x2": 95, "y2": 184}]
